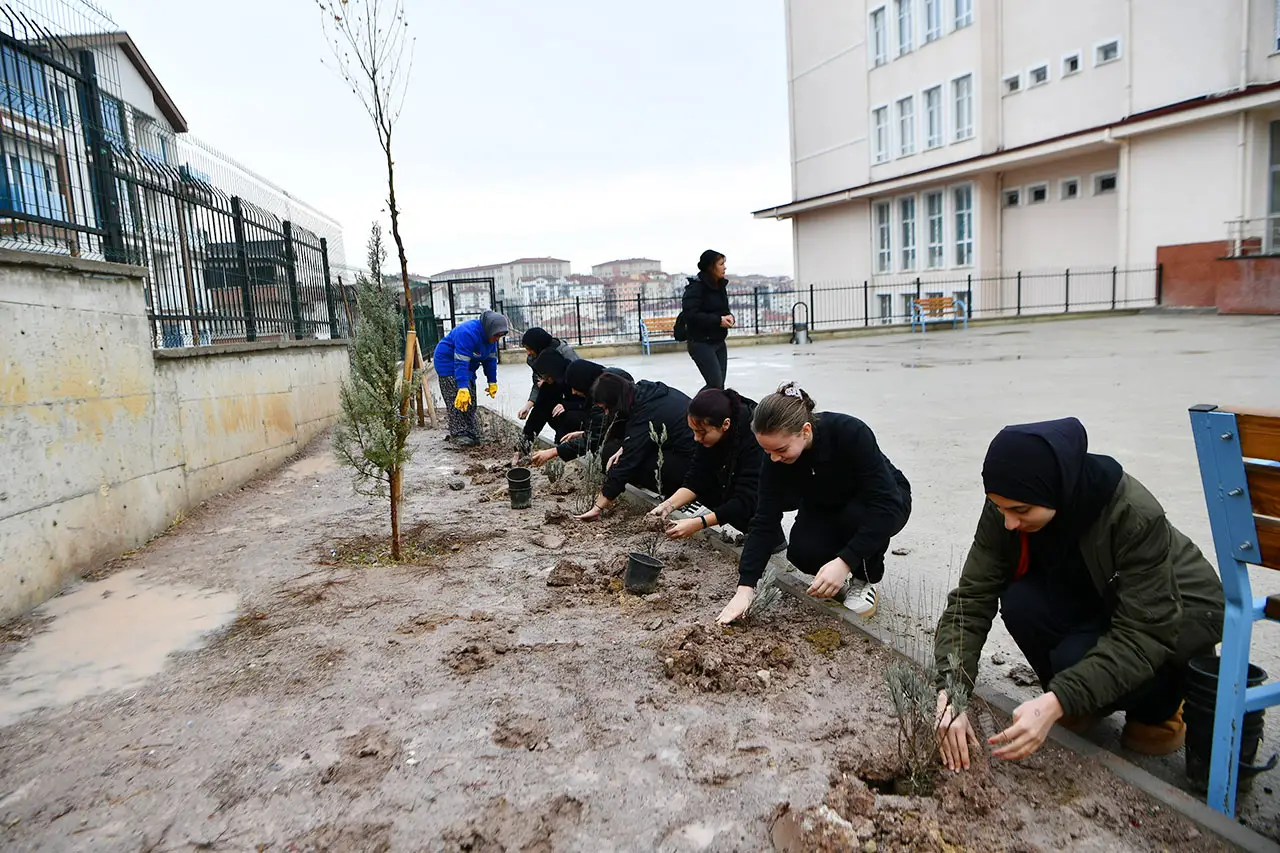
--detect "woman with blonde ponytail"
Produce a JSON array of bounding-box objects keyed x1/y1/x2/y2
[{"x1": 717, "y1": 382, "x2": 912, "y2": 625}]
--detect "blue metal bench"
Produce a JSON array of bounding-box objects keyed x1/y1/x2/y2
[
  {"x1": 1188, "y1": 404, "x2": 1280, "y2": 816},
  {"x1": 910, "y1": 296, "x2": 968, "y2": 333}
]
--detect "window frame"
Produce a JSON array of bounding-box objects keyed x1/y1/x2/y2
[
  {"x1": 1061, "y1": 51, "x2": 1082, "y2": 77},
  {"x1": 922, "y1": 84, "x2": 944, "y2": 149},
  {"x1": 1026, "y1": 183, "x2": 1049, "y2": 204},
  {"x1": 951, "y1": 73, "x2": 974, "y2": 142},
  {"x1": 874, "y1": 200, "x2": 893, "y2": 274},
  {"x1": 1060, "y1": 177, "x2": 1081, "y2": 200},
  {"x1": 952, "y1": 182, "x2": 974, "y2": 268},
  {"x1": 925, "y1": 190, "x2": 945, "y2": 269},
  {"x1": 1002, "y1": 188, "x2": 1021, "y2": 208},
  {"x1": 899, "y1": 194, "x2": 918, "y2": 271},
  {"x1": 1092, "y1": 171, "x2": 1118, "y2": 195},
  {"x1": 1027, "y1": 63, "x2": 1050, "y2": 87},
  {"x1": 1094, "y1": 37, "x2": 1122, "y2": 66},
  {"x1": 954, "y1": 0, "x2": 973, "y2": 29},
  {"x1": 872, "y1": 104, "x2": 891, "y2": 164},
  {"x1": 870, "y1": 6, "x2": 889, "y2": 67},
  {"x1": 924, "y1": 0, "x2": 942, "y2": 42},
  {"x1": 1003, "y1": 73, "x2": 1022, "y2": 96},
  {"x1": 896, "y1": 0, "x2": 914, "y2": 56},
  {"x1": 897, "y1": 95, "x2": 916, "y2": 157}
]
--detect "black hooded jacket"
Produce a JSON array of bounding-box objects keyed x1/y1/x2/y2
[
  {"x1": 681, "y1": 273, "x2": 730, "y2": 344},
  {"x1": 682, "y1": 397, "x2": 763, "y2": 532},
  {"x1": 601, "y1": 381, "x2": 698, "y2": 501},
  {"x1": 556, "y1": 361, "x2": 633, "y2": 463}
]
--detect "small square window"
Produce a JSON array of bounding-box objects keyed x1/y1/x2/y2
[
  {"x1": 1003, "y1": 188, "x2": 1021, "y2": 208},
  {"x1": 1027, "y1": 184, "x2": 1048, "y2": 204},
  {"x1": 1060, "y1": 178, "x2": 1080, "y2": 200},
  {"x1": 1003, "y1": 74, "x2": 1021, "y2": 95},
  {"x1": 1062, "y1": 52, "x2": 1081, "y2": 76},
  {"x1": 1093, "y1": 172, "x2": 1117, "y2": 194},
  {"x1": 1095, "y1": 39, "x2": 1121, "y2": 65},
  {"x1": 1028, "y1": 65, "x2": 1049, "y2": 86}
]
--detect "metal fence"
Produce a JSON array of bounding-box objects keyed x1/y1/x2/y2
[
  {"x1": 427, "y1": 265, "x2": 1162, "y2": 350},
  {"x1": 0, "y1": 0, "x2": 345, "y2": 347}
]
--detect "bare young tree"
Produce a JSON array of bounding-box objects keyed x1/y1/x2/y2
[{"x1": 316, "y1": 0, "x2": 416, "y2": 311}]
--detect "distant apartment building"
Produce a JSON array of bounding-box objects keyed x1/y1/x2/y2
[
  {"x1": 432, "y1": 257, "x2": 571, "y2": 304},
  {"x1": 755, "y1": 0, "x2": 1280, "y2": 315},
  {"x1": 592, "y1": 258, "x2": 661, "y2": 279}
]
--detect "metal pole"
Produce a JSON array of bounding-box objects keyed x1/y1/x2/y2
[
  {"x1": 863, "y1": 280, "x2": 869, "y2": 327},
  {"x1": 753, "y1": 287, "x2": 760, "y2": 335},
  {"x1": 1110, "y1": 265, "x2": 1118, "y2": 311},
  {"x1": 282, "y1": 221, "x2": 304, "y2": 340},
  {"x1": 230, "y1": 196, "x2": 256, "y2": 342},
  {"x1": 1064, "y1": 268, "x2": 1071, "y2": 313},
  {"x1": 1016, "y1": 271, "x2": 1022, "y2": 317},
  {"x1": 320, "y1": 238, "x2": 340, "y2": 339},
  {"x1": 448, "y1": 281, "x2": 457, "y2": 329},
  {"x1": 808, "y1": 283, "x2": 815, "y2": 329},
  {"x1": 489, "y1": 277, "x2": 497, "y2": 309},
  {"x1": 966, "y1": 274, "x2": 973, "y2": 318},
  {"x1": 636, "y1": 292, "x2": 643, "y2": 342},
  {"x1": 1156, "y1": 263, "x2": 1164, "y2": 305},
  {"x1": 77, "y1": 50, "x2": 127, "y2": 264},
  {"x1": 575, "y1": 297, "x2": 583, "y2": 345}
]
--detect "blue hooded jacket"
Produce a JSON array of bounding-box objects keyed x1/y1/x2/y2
[{"x1": 433, "y1": 311, "x2": 507, "y2": 386}]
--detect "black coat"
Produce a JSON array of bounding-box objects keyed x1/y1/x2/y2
[
  {"x1": 681, "y1": 273, "x2": 730, "y2": 344},
  {"x1": 557, "y1": 367, "x2": 633, "y2": 463},
  {"x1": 601, "y1": 381, "x2": 698, "y2": 500},
  {"x1": 737, "y1": 412, "x2": 910, "y2": 587},
  {"x1": 682, "y1": 398, "x2": 763, "y2": 532}
]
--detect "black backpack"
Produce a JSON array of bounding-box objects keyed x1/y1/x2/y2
[{"x1": 673, "y1": 312, "x2": 689, "y2": 342}]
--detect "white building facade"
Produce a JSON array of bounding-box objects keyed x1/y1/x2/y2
[
  {"x1": 433, "y1": 257, "x2": 571, "y2": 304},
  {"x1": 756, "y1": 0, "x2": 1280, "y2": 317}
]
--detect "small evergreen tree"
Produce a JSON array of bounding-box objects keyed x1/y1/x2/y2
[{"x1": 333, "y1": 223, "x2": 421, "y2": 560}]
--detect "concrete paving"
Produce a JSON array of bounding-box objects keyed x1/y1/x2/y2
[{"x1": 487, "y1": 310, "x2": 1280, "y2": 830}]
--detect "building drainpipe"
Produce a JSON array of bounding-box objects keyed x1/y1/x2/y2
[{"x1": 1237, "y1": 0, "x2": 1252, "y2": 234}]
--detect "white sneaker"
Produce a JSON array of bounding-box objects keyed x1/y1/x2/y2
[{"x1": 841, "y1": 579, "x2": 877, "y2": 618}]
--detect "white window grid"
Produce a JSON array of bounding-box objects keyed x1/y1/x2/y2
[
  {"x1": 952, "y1": 73, "x2": 974, "y2": 141},
  {"x1": 923, "y1": 85, "x2": 944, "y2": 149},
  {"x1": 875, "y1": 201, "x2": 893, "y2": 273},
  {"x1": 1060, "y1": 176, "x2": 1081, "y2": 200},
  {"x1": 953, "y1": 183, "x2": 974, "y2": 267},
  {"x1": 897, "y1": 96, "x2": 916, "y2": 157},
  {"x1": 1062, "y1": 51, "x2": 1082, "y2": 77},
  {"x1": 871, "y1": 7, "x2": 888, "y2": 66},
  {"x1": 1026, "y1": 183, "x2": 1048, "y2": 204},
  {"x1": 925, "y1": 191, "x2": 944, "y2": 268},
  {"x1": 954, "y1": 0, "x2": 973, "y2": 29},
  {"x1": 1027, "y1": 63, "x2": 1049, "y2": 87},
  {"x1": 872, "y1": 105, "x2": 890, "y2": 163},
  {"x1": 896, "y1": 0, "x2": 914, "y2": 55},
  {"x1": 1094, "y1": 37, "x2": 1122, "y2": 66},
  {"x1": 924, "y1": 0, "x2": 942, "y2": 42},
  {"x1": 900, "y1": 195, "x2": 917, "y2": 270}
]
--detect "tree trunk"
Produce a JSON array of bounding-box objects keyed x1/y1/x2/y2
[
  {"x1": 383, "y1": 135, "x2": 414, "y2": 314},
  {"x1": 389, "y1": 464, "x2": 402, "y2": 561}
]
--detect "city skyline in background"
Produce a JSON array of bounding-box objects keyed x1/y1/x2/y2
[{"x1": 96, "y1": 0, "x2": 795, "y2": 277}]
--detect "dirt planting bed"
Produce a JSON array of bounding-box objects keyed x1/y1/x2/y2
[{"x1": 0, "y1": 428, "x2": 1242, "y2": 851}]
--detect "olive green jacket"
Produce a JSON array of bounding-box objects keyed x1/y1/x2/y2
[{"x1": 934, "y1": 473, "x2": 1224, "y2": 717}]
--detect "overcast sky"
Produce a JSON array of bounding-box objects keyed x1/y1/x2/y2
[{"x1": 101, "y1": 0, "x2": 793, "y2": 277}]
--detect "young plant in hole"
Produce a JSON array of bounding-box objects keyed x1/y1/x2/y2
[{"x1": 643, "y1": 421, "x2": 668, "y2": 558}]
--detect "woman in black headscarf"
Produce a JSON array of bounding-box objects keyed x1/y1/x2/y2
[
  {"x1": 516, "y1": 327, "x2": 582, "y2": 444},
  {"x1": 528, "y1": 359, "x2": 632, "y2": 467},
  {"x1": 931, "y1": 418, "x2": 1224, "y2": 772}
]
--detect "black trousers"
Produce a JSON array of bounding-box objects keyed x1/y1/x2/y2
[
  {"x1": 525, "y1": 387, "x2": 586, "y2": 443},
  {"x1": 687, "y1": 340, "x2": 728, "y2": 390},
  {"x1": 784, "y1": 478, "x2": 912, "y2": 583},
  {"x1": 613, "y1": 446, "x2": 692, "y2": 498},
  {"x1": 1000, "y1": 573, "x2": 1184, "y2": 724}
]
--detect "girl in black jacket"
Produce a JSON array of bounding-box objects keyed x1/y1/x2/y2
[
  {"x1": 681, "y1": 249, "x2": 734, "y2": 390},
  {"x1": 528, "y1": 359, "x2": 631, "y2": 467},
  {"x1": 516, "y1": 327, "x2": 584, "y2": 443},
  {"x1": 718, "y1": 382, "x2": 912, "y2": 625},
  {"x1": 574, "y1": 372, "x2": 697, "y2": 521},
  {"x1": 649, "y1": 387, "x2": 765, "y2": 541}
]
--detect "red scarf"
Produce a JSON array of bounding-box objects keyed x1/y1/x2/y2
[{"x1": 1014, "y1": 531, "x2": 1030, "y2": 580}]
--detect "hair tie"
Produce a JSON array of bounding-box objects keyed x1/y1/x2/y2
[{"x1": 784, "y1": 385, "x2": 803, "y2": 399}]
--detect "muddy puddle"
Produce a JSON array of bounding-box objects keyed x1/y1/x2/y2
[{"x1": 0, "y1": 569, "x2": 237, "y2": 725}]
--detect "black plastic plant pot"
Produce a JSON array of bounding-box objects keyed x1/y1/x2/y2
[
  {"x1": 507, "y1": 467, "x2": 533, "y2": 510},
  {"x1": 1183, "y1": 655, "x2": 1275, "y2": 794},
  {"x1": 624, "y1": 552, "x2": 663, "y2": 594}
]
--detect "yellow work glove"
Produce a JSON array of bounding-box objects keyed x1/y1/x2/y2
[
  {"x1": 486, "y1": 383, "x2": 498, "y2": 399},
  {"x1": 454, "y1": 387, "x2": 472, "y2": 412}
]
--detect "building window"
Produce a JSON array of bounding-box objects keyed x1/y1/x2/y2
[
  {"x1": 872, "y1": 106, "x2": 890, "y2": 163},
  {"x1": 878, "y1": 293, "x2": 893, "y2": 324},
  {"x1": 1093, "y1": 171, "x2": 1118, "y2": 194},
  {"x1": 925, "y1": 190, "x2": 944, "y2": 268},
  {"x1": 896, "y1": 0, "x2": 914, "y2": 55},
  {"x1": 953, "y1": 290, "x2": 970, "y2": 312},
  {"x1": 1003, "y1": 74, "x2": 1021, "y2": 96},
  {"x1": 897, "y1": 96, "x2": 916, "y2": 156},
  {"x1": 1060, "y1": 177, "x2": 1081, "y2": 200},
  {"x1": 954, "y1": 0, "x2": 973, "y2": 28},
  {"x1": 900, "y1": 293, "x2": 916, "y2": 319},
  {"x1": 1003, "y1": 188, "x2": 1021, "y2": 208},
  {"x1": 875, "y1": 201, "x2": 893, "y2": 273},
  {"x1": 900, "y1": 196, "x2": 917, "y2": 270},
  {"x1": 1027, "y1": 183, "x2": 1048, "y2": 204},
  {"x1": 952, "y1": 74, "x2": 974, "y2": 141},
  {"x1": 1095, "y1": 38, "x2": 1121, "y2": 66},
  {"x1": 924, "y1": 0, "x2": 942, "y2": 42},
  {"x1": 923, "y1": 86, "x2": 943, "y2": 149},
  {"x1": 1062, "y1": 51, "x2": 1082, "y2": 77},
  {"x1": 953, "y1": 184, "x2": 974, "y2": 266},
  {"x1": 2, "y1": 153, "x2": 69, "y2": 221},
  {"x1": 871, "y1": 7, "x2": 888, "y2": 66},
  {"x1": 1028, "y1": 64, "x2": 1049, "y2": 87}
]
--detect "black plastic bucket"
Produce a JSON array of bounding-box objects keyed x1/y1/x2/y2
[
  {"x1": 1184, "y1": 655, "x2": 1274, "y2": 794},
  {"x1": 507, "y1": 467, "x2": 532, "y2": 510},
  {"x1": 624, "y1": 552, "x2": 662, "y2": 594}
]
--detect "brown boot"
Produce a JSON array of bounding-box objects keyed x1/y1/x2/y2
[
  {"x1": 1058, "y1": 713, "x2": 1104, "y2": 734},
  {"x1": 1121, "y1": 703, "x2": 1186, "y2": 755}
]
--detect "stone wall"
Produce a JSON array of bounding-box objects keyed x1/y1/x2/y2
[{"x1": 0, "y1": 250, "x2": 348, "y2": 621}]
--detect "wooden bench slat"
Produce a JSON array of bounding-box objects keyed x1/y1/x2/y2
[
  {"x1": 1245, "y1": 461, "x2": 1280, "y2": 520},
  {"x1": 1236, "y1": 412, "x2": 1280, "y2": 463},
  {"x1": 1266, "y1": 593, "x2": 1280, "y2": 620},
  {"x1": 1256, "y1": 515, "x2": 1280, "y2": 571}
]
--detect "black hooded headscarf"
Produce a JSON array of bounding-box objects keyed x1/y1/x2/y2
[
  {"x1": 532, "y1": 347, "x2": 572, "y2": 384},
  {"x1": 982, "y1": 417, "x2": 1124, "y2": 584},
  {"x1": 521, "y1": 327, "x2": 555, "y2": 355},
  {"x1": 565, "y1": 359, "x2": 606, "y2": 396}
]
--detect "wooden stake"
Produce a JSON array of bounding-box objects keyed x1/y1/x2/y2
[{"x1": 414, "y1": 336, "x2": 439, "y2": 428}]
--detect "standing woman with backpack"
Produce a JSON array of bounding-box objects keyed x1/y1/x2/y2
[{"x1": 679, "y1": 249, "x2": 734, "y2": 390}]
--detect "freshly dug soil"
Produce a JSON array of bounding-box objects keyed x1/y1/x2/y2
[{"x1": 0, "y1": 429, "x2": 1239, "y2": 852}]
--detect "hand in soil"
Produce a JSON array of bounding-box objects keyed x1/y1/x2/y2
[
  {"x1": 937, "y1": 690, "x2": 981, "y2": 771},
  {"x1": 807, "y1": 557, "x2": 852, "y2": 598},
  {"x1": 666, "y1": 518, "x2": 701, "y2": 540},
  {"x1": 647, "y1": 502, "x2": 672, "y2": 520},
  {"x1": 990, "y1": 691, "x2": 1063, "y2": 761},
  {"x1": 716, "y1": 585, "x2": 756, "y2": 625},
  {"x1": 530, "y1": 449, "x2": 557, "y2": 467}
]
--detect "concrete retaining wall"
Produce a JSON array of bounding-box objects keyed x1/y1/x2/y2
[{"x1": 0, "y1": 249, "x2": 348, "y2": 621}]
